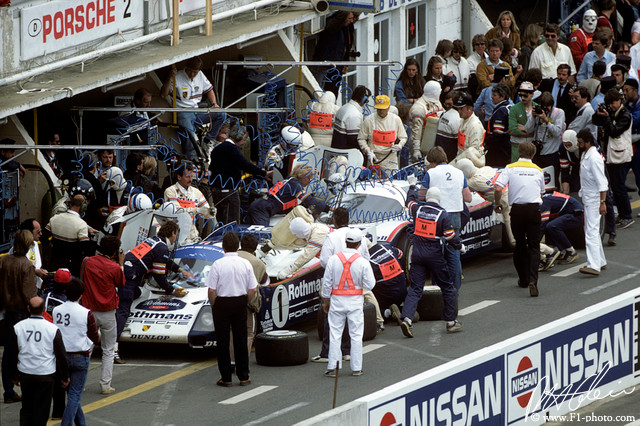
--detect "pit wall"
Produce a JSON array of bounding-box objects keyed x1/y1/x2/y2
[{"x1": 298, "y1": 287, "x2": 640, "y2": 425}]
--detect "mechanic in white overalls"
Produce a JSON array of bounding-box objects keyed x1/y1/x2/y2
[
  {"x1": 321, "y1": 228, "x2": 375, "y2": 377},
  {"x1": 358, "y1": 95, "x2": 407, "y2": 172},
  {"x1": 307, "y1": 91, "x2": 339, "y2": 147},
  {"x1": 408, "y1": 81, "x2": 443, "y2": 162}
]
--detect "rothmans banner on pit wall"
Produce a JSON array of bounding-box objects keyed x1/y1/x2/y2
[
  {"x1": 365, "y1": 290, "x2": 640, "y2": 426},
  {"x1": 18, "y1": 0, "x2": 226, "y2": 60}
]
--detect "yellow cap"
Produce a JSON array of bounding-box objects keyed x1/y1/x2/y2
[{"x1": 374, "y1": 95, "x2": 390, "y2": 109}]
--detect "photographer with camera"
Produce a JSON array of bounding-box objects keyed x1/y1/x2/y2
[
  {"x1": 524, "y1": 92, "x2": 565, "y2": 185},
  {"x1": 592, "y1": 88, "x2": 634, "y2": 229}
]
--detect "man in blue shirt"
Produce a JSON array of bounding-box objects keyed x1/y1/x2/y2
[{"x1": 577, "y1": 31, "x2": 615, "y2": 82}]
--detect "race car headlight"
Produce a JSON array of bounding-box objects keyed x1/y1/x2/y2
[{"x1": 192, "y1": 306, "x2": 214, "y2": 333}]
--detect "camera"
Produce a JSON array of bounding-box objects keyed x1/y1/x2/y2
[
  {"x1": 533, "y1": 105, "x2": 543, "y2": 115},
  {"x1": 598, "y1": 104, "x2": 610, "y2": 114},
  {"x1": 349, "y1": 51, "x2": 361, "y2": 58}
]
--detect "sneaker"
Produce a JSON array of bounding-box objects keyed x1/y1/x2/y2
[
  {"x1": 376, "y1": 324, "x2": 385, "y2": 335},
  {"x1": 529, "y1": 283, "x2": 539, "y2": 297},
  {"x1": 100, "y1": 387, "x2": 116, "y2": 395},
  {"x1": 324, "y1": 369, "x2": 337, "y2": 378},
  {"x1": 607, "y1": 234, "x2": 617, "y2": 246},
  {"x1": 446, "y1": 320, "x2": 463, "y2": 333},
  {"x1": 239, "y1": 378, "x2": 252, "y2": 386},
  {"x1": 400, "y1": 320, "x2": 413, "y2": 338},
  {"x1": 351, "y1": 370, "x2": 363, "y2": 376},
  {"x1": 579, "y1": 266, "x2": 600, "y2": 275},
  {"x1": 114, "y1": 351, "x2": 126, "y2": 365},
  {"x1": 4, "y1": 394, "x2": 21, "y2": 403},
  {"x1": 389, "y1": 304, "x2": 402, "y2": 326},
  {"x1": 537, "y1": 260, "x2": 546, "y2": 272},
  {"x1": 342, "y1": 355, "x2": 350, "y2": 361},
  {"x1": 619, "y1": 219, "x2": 634, "y2": 229},
  {"x1": 311, "y1": 355, "x2": 328, "y2": 363},
  {"x1": 540, "y1": 248, "x2": 560, "y2": 271},
  {"x1": 558, "y1": 251, "x2": 579, "y2": 265}
]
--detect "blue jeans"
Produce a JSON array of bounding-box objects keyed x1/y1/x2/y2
[
  {"x1": 61, "y1": 354, "x2": 90, "y2": 426},
  {"x1": 445, "y1": 213, "x2": 462, "y2": 294},
  {"x1": 176, "y1": 111, "x2": 226, "y2": 160}
]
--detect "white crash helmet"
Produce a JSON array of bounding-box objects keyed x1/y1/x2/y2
[
  {"x1": 318, "y1": 91, "x2": 336, "y2": 105},
  {"x1": 127, "y1": 193, "x2": 153, "y2": 213},
  {"x1": 562, "y1": 129, "x2": 579, "y2": 153},
  {"x1": 583, "y1": 9, "x2": 597, "y2": 34},
  {"x1": 105, "y1": 167, "x2": 127, "y2": 191},
  {"x1": 423, "y1": 81, "x2": 442, "y2": 103},
  {"x1": 281, "y1": 126, "x2": 303, "y2": 147}
]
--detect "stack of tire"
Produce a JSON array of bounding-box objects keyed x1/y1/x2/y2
[
  {"x1": 416, "y1": 285, "x2": 444, "y2": 320},
  {"x1": 255, "y1": 330, "x2": 308, "y2": 366}
]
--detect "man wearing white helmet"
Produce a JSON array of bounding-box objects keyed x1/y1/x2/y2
[
  {"x1": 331, "y1": 85, "x2": 371, "y2": 150},
  {"x1": 307, "y1": 91, "x2": 339, "y2": 147},
  {"x1": 274, "y1": 217, "x2": 330, "y2": 280},
  {"x1": 321, "y1": 228, "x2": 375, "y2": 377},
  {"x1": 358, "y1": 95, "x2": 407, "y2": 173},
  {"x1": 569, "y1": 9, "x2": 599, "y2": 70},
  {"x1": 265, "y1": 126, "x2": 313, "y2": 176},
  {"x1": 408, "y1": 81, "x2": 443, "y2": 162},
  {"x1": 97, "y1": 167, "x2": 131, "y2": 221}
]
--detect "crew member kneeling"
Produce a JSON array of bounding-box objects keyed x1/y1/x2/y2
[{"x1": 321, "y1": 229, "x2": 375, "y2": 377}]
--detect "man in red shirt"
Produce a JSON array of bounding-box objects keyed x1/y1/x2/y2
[{"x1": 80, "y1": 235, "x2": 124, "y2": 394}]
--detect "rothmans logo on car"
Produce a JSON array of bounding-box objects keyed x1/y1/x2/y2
[
  {"x1": 136, "y1": 300, "x2": 187, "y2": 311},
  {"x1": 142, "y1": 325, "x2": 151, "y2": 332}
]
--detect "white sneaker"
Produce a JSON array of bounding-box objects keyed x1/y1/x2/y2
[
  {"x1": 342, "y1": 355, "x2": 350, "y2": 361},
  {"x1": 100, "y1": 387, "x2": 116, "y2": 395}
]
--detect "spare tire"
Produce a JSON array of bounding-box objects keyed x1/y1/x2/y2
[
  {"x1": 416, "y1": 286, "x2": 444, "y2": 321},
  {"x1": 255, "y1": 330, "x2": 308, "y2": 366},
  {"x1": 316, "y1": 302, "x2": 377, "y2": 341},
  {"x1": 362, "y1": 302, "x2": 377, "y2": 341}
]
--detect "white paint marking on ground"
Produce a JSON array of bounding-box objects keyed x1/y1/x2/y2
[
  {"x1": 384, "y1": 340, "x2": 453, "y2": 362},
  {"x1": 625, "y1": 420, "x2": 640, "y2": 426},
  {"x1": 114, "y1": 363, "x2": 189, "y2": 368},
  {"x1": 219, "y1": 385, "x2": 278, "y2": 405},
  {"x1": 151, "y1": 379, "x2": 176, "y2": 426},
  {"x1": 362, "y1": 343, "x2": 386, "y2": 354},
  {"x1": 552, "y1": 262, "x2": 587, "y2": 277},
  {"x1": 580, "y1": 271, "x2": 640, "y2": 295},
  {"x1": 458, "y1": 300, "x2": 500, "y2": 316},
  {"x1": 243, "y1": 402, "x2": 309, "y2": 426}
]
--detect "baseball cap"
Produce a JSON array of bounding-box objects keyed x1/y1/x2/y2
[
  {"x1": 453, "y1": 92, "x2": 474, "y2": 108},
  {"x1": 374, "y1": 95, "x2": 391, "y2": 109},
  {"x1": 600, "y1": 76, "x2": 617, "y2": 92},
  {"x1": 519, "y1": 81, "x2": 535, "y2": 92},
  {"x1": 615, "y1": 55, "x2": 632, "y2": 70},
  {"x1": 54, "y1": 268, "x2": 72, "y2": 284},
  {"x1": 345, "y1": 228, "x2": 363, "y2": 243}
]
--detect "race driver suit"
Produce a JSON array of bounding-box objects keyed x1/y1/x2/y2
[
  {"x1": 116, "y1": 236, "x2": 183, "y2": 338},
  {"x1": 540, "y1": 192, "x2": 584, "y2": 252},
  {"x1": 401, "y1": 192, "x2": 461, "y2": 324}
]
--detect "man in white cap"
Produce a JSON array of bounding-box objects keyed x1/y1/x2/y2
[
  {"x1": 321, "y1": 228, "x2": 375, "y2": 377},
  {"x1": 358, "y1": 95, "x2": 407, "y2": 173},
  {"x1": 409, "y1": 81, "x2": 443, "y2": 162},
  {"x1": 398, "y1": 187, "x2": 462, "y2": 337},
  {"x1": 275, "y1": 217, "x2": 330, "y2": 280}
]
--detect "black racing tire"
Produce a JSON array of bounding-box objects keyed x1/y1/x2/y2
[
  {"x1": 316, "y1": 302, "x2": 377, "y2": 341},
  {"x1": 396, "y1": 230, "x2": 413, "y2": 279},
  {"x1": 362, "y1": 302, "x2": 377, "y2": 341},
  {"x1": 255, "y1": 330, "x2": 308, "y2": 366},
  {"x1": 416, "y1": 285, "x2": 444, "y2": 321}
]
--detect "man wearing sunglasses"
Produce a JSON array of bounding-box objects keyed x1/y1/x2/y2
[{"x1": 529, "y1": 24, "x2": 576, "y2": 79}]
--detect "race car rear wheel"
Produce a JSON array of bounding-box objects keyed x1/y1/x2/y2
[
  {"x1": 416, "y1": 286, "x2": 444, "y2": 321},
  {"x1": 316, "y1": 302, "x2": 377, "y2": 341},
  {"x1": 255, "y1": 330, "x2": 308, "y2": 366}
]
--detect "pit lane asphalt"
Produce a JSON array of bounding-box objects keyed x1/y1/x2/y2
[{"x1": 2, "y1": 207, "x2": 640, "y2": 426}]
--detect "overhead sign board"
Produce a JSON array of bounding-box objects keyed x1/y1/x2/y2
[
  {"x1": 328, "y1": 0, "x2": 379, "y2": 13},
  {"x1": 20, "y1": 0, "x2": 142, "y2": 60}
]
